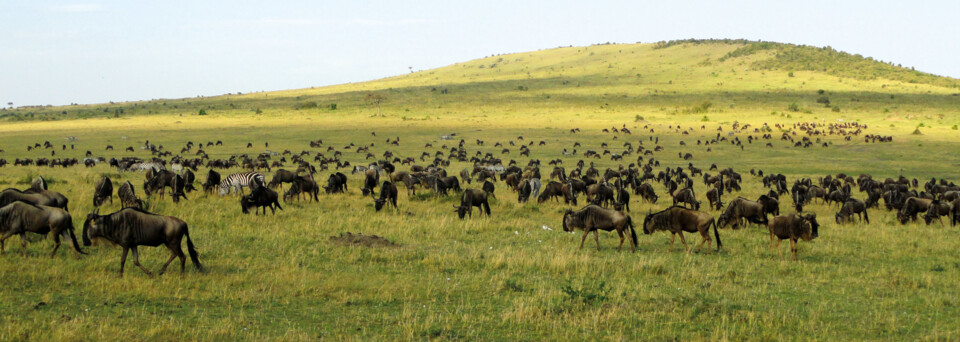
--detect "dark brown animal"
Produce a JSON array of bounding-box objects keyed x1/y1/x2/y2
[
  {"x1": 374, "y1": 181, "x2": 398, "y2": 211},
  {"x1": 835, "y1": 198, "x2": 869, "y2": 224},
  {"x1": 642, "y1": 206, "x2": 721, "y2": 253},
  {"x1": 93, "y1": 176, "x2": 114, "y2": 207},
  {"x1": 83, "y1": 208, "x2": 203, "y2": 277},
  {"x1": 767, "y1": 213, "x2": 820, "y2": 261},
  {"x1": 0, "y1": 202, "x2": 85, "y2": 258},
  {"x1": 562, "y1": 204, "x2": 637, "y2": 252},
  {"x1": 718, "y1": 197, "x2": 768, "y2": 229},
  {"x1": 454, "y1": 189, "x2": 491, "y2": 219},
  {"x1": 118, "y1": 181, "x2": 144, "y2": 209},
  {"x1": 241, "y1": 186, "x2": 283, "y2": 215}
]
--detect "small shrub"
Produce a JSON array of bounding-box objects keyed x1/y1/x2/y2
[
  {"x1": 787, "y1": 103, "x2": 800, "y2": 112},
  {"x1": 952, "y1": 125, "x2": 957, "y2": 130},
  {"x1": 832, "y1": 106, "x2": 841, "y2": 113},
  {"x1": 255, "y1": 108, "x2": 263, "y2": 115},
  {"x1": 816, "y1": 96, "x2": 830, "y2": 105},
  {"x1": 788, "y1": 71, "x2": 795, "y2": 77},
  {"x1": 701, "y1": 115, "x2": 710, "y2": 122},
  {"x1": 912, "y1": 128, "x2": 922, "y2": 135},
  {"x1": 198, "y1": 109, "x2": 207, "y2": 116},
  {"x1": 817, "y1": 89, "x2": 825, "y2": 95},
  {"x1": 634, "y1": 115, "x2": 644, "y2": 122},
  {"x1": 329, "y1": 103, "x2": 337, "y2": 110}
]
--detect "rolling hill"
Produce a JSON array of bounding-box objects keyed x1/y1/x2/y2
[{"x1": 2, "y1": 39, "x2": 959, "y2": 127}]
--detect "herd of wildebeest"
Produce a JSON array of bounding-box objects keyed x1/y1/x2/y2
[{"x1": 0, "y1": 120, "x2": 956, "y2": 277}]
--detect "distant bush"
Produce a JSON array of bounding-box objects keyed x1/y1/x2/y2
[
  {"x1": 255, "y1": 108, "x2": 263, "y2": 115},
  {"x1": 634, "y1": 115, "x2": 644, "y2": 122},
  {"x1": 329, "y1": 103, "x2": 337, "y2": 110},
  {"x1": 701, "y1": 115, "x2": 710, "y2": 122},
  {"x1": 832, "y1": 106, "x2": 841, "y2": 112},
  {"x1": 912, "y1": 128, "x2": 922, "y2": 135},
  {"x1": 817, "y1": 89, "x2": 825, "y2": 95},
  {"x1": 787, "y1": 103, "x2": 800, "y2": 112},
  {"x1": 517, "y1": 85, "x2": 528, "y2": 91},
  {"x1": 686, "y1": 101, "x2": 713, "y2": 114},
  {"x1": 952, "y1": 125, "x2": 958, "y2": 130},
  {"x1": 788, "y1": 71, "x2": 795, "y2": 77},
  {"x1": 816, "y1": 96, "x2": 830, "y2": 106},
  {"x1": 198, "y1": 109, "x2": 207, "y2": 116}
]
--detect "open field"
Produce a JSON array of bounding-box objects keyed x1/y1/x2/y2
[{"x1": 2, "y1": 41, "x2": 960, "y2": 340}]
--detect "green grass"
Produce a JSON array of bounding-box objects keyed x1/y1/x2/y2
[{"x1": 1, "y1": 40, "x2": 960, "y2": 340}]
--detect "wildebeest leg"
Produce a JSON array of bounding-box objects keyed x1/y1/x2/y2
[
  {"x1": 120, "y1": 247, "x2": 129, "y2": 277},
  {"x1": 0, "y1": 230, "x2": 16, "y2": 254},
  {"x1": 158, "y1": 247, "x2": 178, "y2": 276},
  {"x1": 790, "y1": 239, "x2": 799, "y2": 261},
  {"x1": 616, "y1": 229, "x2": 625, "y2": 251},
  {"x1": 20, "y1": 234, "x2": 27, "y2": 255},
  {"x1": 130, "y1": 247, "x2": 153, "y2": 276},
  {"x1": 677, "y1": 232, "x2": 689, "y2": 252},
  {"x1": 669, "y1": 233, "x2": 676, "y2": 252},
  {"x1": 579, "y1": 230, "x2": 590, "y2": 250},
  {"x1": 50, "y1": 229, "x2": 62, "y2": 258},
  {"x1": 693, "y1": 231, "x2": 708, "y2": 254},
  {"x1": 593, "y1": 230, "x2": 600, "y2": 251}
]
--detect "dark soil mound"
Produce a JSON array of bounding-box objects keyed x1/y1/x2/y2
[{"x1": 329, "y1": 232, "x2": 396, "y2": 248}]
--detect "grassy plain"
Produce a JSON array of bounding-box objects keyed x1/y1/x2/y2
[{"x1": 1, "y1": 41, "x2": 960, "y2": 340}]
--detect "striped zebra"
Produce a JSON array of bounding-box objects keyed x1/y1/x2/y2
[
  {"x1": 124, "y1": 161, "x2": 165, "y2": 173},
  {"x1": 218, "y1": 171, "x2": 265, "y2": 196}
]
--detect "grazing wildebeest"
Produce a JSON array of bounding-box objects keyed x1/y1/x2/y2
[
  {"x1": 635, "y1": 183, "x2": 658, "y2": 204},
  {"x1": 614, "y1": 186, "x2": 630, "y2": 212},
  {"x1": 181, "y1": 169, "x2": 197, "y2": 193},
  {"x1": 1, "y1": 188, "x2": 68, "y2": 211},
  {"x1": 361, "y1": 169, "x2": 380, "y2": 197},
  {"x1": 287, "y1": 175, "x2": 320, "y2": 202},
  {"x1": 538, "y1": 181, "x2": 574, "y2": 204},
  {"x1": 374, "y1": 181, "x2": 398, "y2": 211},
  {"x1": 672, "y1": 187, "x2": 700, "y2": 210},
  {"x1": 118, "y1": 181, "x2": 144, "y2": 209},
  {"x1": 835, "y1": 198, "x2": 869, "y2": 224},
  {"x1": 587, "y1": 183, "x2": 615, "y2": 207},
  {"x1": 434, "y1": 176, "x2": 462, "y2": 197},
  {"x1": 203, "y1": 170, "x2": 221, "y2": 193},
  {"x1": 93, "y1": 176, "x2": 114, "y2": 207},
  {"x1": 482, "y1": 180, "x2": 496, "y2": 199},
  {"x1": 454, "y1": 189, "x2": 491, "y2": 219},
  {"x1": 517, "y1": 178, "x2": 541, "y2": 203},
  {"x1": 0, "y1": 202, "x2": 85, "y2": 258},
  {"x1": 562, "y1": 204, "x2": 637, "y2": 252},
  {"x1": 767, "y1": 213, "x2": 820, "y2": 261},
  {"x1": 922, "y1": 200, "x2": 952, "y2": 226},
  {"x1": 324, "y1": 172, "x2": 348, "y2": 194},
  {"x1": 717, "y1": 197, "x2": 768, "y2": 229},
  {"x1": 757, "y1": 194, "x2": 780, "y2": 217},
  {"x1": 83, "y1": 208, "x2": 203, "y2": 277},
  {"x1": 269, "y1": 169, "x2": 298, "y2": 192},
  {"x1": 460, "y1": 168, "x2": 472, "y2": 184},
  {"x1": 642, "y1": 206, "x2": 721, "y2": 253},
  {"x1": 241, "y1": 186, "x2": 283, "y2": 215},
  {"x1": 706, "y1": 187, "x2": 723, "y2": 211},
  {"x1": 897, "y1": 197, "x2": 933, "y2": 224}
]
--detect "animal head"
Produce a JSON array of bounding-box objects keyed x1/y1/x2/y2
[
  {"x1": 453, "y1": 204, "x2": 468, "y2": 219},
  {"x1": 835, "y1": 212, "x2": 843, "y2": 224},
  {"x1": 240, "y1": 195, "x2": 252, "y2": 214},
  {"x1": 82, "y1": 208, "x2": 102, "y2": 246},
  {"x1": 641, "y1": 210, "x2": 653, "y2": 234},
  {"x1": 562, "y1": 209, "x2": 574, "y2": 232},
  {"x1": 801, "y1": 213, "x2": 819, "y2": 240},
  {"x1": 374, "y1": 199, "x2": 386, "y2": 211}
]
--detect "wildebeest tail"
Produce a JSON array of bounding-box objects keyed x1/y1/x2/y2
[
  {"x1": 627, "y1": 216, "x2": 638, "y2": 249},
  {"x1": 863, "y1": 207, "x2": 870, "y2": 224},
  {"x1": 184, "y1": 225, "x2": 204, "y2": 272},
  {"x1": 66, "y1": 219, "x2": 87, "y2": 255},
  {"x1": 483, "y1": 201, "x2": 491, "y2": 216},
  {"x1": 274, "y1": 199, "x2": 284, "y2": 211},
  {"x1": 712, "y1": 218, "x2": 722, "y2": 250}
]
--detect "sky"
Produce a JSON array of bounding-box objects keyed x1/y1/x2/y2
[{"x1": 1, "y1": 0, "x2": 958, "y2": 106}]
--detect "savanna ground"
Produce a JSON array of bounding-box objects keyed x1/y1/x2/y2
[{"x1": 1, "y1": 41, "x2": 960, "y2": 340}]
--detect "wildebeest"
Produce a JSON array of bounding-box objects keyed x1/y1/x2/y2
[
  {"x1": 717, "y1": 197, "x2": 768, "y2": 229},
  {"x1": 482, "y1": 180, "x2": 496, "y2": 199},
  {"x1": 562, "y1": 204, "x2": 637, "y2": 252},
  {"x1": 518, "y1": 178, "x2": 541, "y2": 203},
  {"x1": 181, "y1": 169, "x2": 197, "y2": 193},
  {"x1": 757, "y1": 194, "x2": 780, "y2": 217},
  {"x1": 0, "y1": 202, "x2": 85, "y2": 258},
  {"x1": 672, "y1": 187, "x2": 700, "y2": 210},
  {"x1": 767, "y1": 213, "x2": 820, "y2": 261},
  {"x1": 897, "y1": 197, "x2": 933, "y2": 223},
  {"x1": 374, "y1": 181, "x2": 398, "y2": 211},
  {"x1": 286, "y1": 175, "x2": 320, "y2": 202},
  {"x1": 93, "y1": 176, "x2": 114, "y2": 207},
  {"x1": 324, "y1": 172, "x2": 348, "y2": 194},
  {"x1": 361, "y1": 169, "x2": 380, "y2": 197},
  {"x1": 203, "y1": 169, "x2": 221, "y2": 193},
  {"x1": 586, "y1": 183, "x2": 615, "y2": 207},
  {"x1": 241, "y1": 185, "x2": 283, "y2": 215},
  {"x1": 269, "y1": 169, "x2": 298, "y2": 191},
  {"x1": 835, "y1": 198, "x2": 869, "y2": 224},
  {"x1": 118, "y1": 181, "x2": 144, "y2": 209},
  {"x1": 83, "y1": 208, "x2": 203, "y2": 277},
  {"x1": 642, "y1": 206, "x2": 721, "y2": 253},
  {"x1": 922, "y1": 200, "x2": 952, "y2": 225},
  {"x1": 635, "y1": 183, "x2": 658, "y2": 204},
  {"x1": 454, "y1": 189, "x2": 491, "y2": 219},
  {"x1": 1, "y1": 188, "x2": 68, "y2": 211},
  {"x1": 538, "y1": 181, "x2": 575, "y2": 204},
  {"x1": 433, "y1": 176, "x2": 462, "y2": 197}
]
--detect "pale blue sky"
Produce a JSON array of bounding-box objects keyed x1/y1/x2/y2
[{"x1": 2, "y1": 1, "x2": 957, "y2": 106}]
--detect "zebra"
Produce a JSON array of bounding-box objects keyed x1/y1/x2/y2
[
  {"x1": 123, "y1": 161, "x2": 164, "y2": 173},
  {"x1": 218, "y1": 171, "x2": 265, "y2": 196}
]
